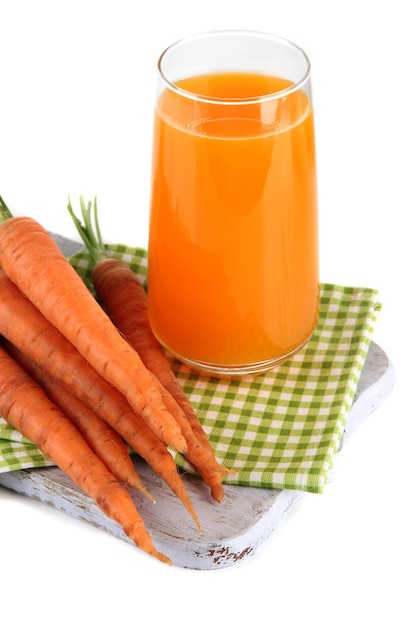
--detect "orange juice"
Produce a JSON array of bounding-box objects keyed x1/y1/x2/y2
[{"x1": 148, "y1": 71, "x2": 319, "y2": 374}]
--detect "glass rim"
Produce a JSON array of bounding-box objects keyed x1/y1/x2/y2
[{"x1": 157, "y1": 29, "x2": 312, "y2": 105}]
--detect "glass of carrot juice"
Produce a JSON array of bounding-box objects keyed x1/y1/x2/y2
[{"x1": 147, "y1": 30, "x2": 320, "y2": 377}]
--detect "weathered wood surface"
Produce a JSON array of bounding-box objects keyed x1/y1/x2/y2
[
  {"x1": 0, "y1": 341, "x2": 395, "y2": 569},
  {"x1": 0, "y1": 234, "x2": 396, "y2": 568}
]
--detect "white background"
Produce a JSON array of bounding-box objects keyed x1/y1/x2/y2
[{"x1": 0, "y1": 1, "x2": 415, "y2": 624}]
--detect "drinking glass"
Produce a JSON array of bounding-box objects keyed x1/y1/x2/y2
[{"x1": 147, "y1": 30, "x2": 319, "y2": 377}]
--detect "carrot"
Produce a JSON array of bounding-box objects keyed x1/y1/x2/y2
[
  {"x1": 2, "y1": 338, "x2": 154, "y2": 503},
  {"x1": 68, "y1": 197, "x2": 235, "y2": 502},
  {"x1": 0, "y1": 195, "x2": 187, "y2": 454},
  {"x1": 93, "y1": 259, "x2": 232, "y2": 502},
  {"x1": 0, "y1": 342, "x2": 171, "y2": 564},
  {"x1": 0, "y1": 268, "x2": 202, "y2": 532}
]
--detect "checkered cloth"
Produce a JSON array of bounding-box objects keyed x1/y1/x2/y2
[{"x1": 0, "y1": 244, "x2": 381, "y2": 493}]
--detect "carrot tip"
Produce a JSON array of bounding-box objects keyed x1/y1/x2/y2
[
  {"x1": 128, "y1": 477, "x2": 156, "y2": 503},
  {"x1": 156, "y1": 552, "x2": 173, "y2": 566},
  {"x1": 221, "y1": 466, "x2": 237, "y2": 476},
  {"x1": 139, "y1": 485, "x2": 156, "y2": 504},
  {"x1": 170, "y1": 436, "x2": 188, "y2": 455},
  {"x1": 211, "y1": 484, "x2": 225, "y2": 504},
  {"x1": 193, "y1": 511, "x2": 203, "y2": 535}
]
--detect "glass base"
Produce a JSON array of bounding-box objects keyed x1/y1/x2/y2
[{"x1": 167, "y1": 334, "x2": 313, "y2": 379}]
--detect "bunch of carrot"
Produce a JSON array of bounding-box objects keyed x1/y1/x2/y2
[{"x1": 0, "y1": 194, "x2": 232, "y2": 565}]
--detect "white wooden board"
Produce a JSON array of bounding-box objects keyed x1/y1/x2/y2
[
  {"x1": 0, "y1": 341, "x2": 395, "y2": 569},
  {"x1": 0, "y1": 234, "x2": 396, "y2": 569}
]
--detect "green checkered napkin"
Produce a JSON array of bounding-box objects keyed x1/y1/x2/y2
[{"x1": 0, "y1": 244, "x2": 381, "y2": 493}]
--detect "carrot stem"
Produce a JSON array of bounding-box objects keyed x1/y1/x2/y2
[
  {"x1": 0, "y1": 196, "x2": 14, "y2": 223},
  {"x1": 1, "y1": 194, "x2": 103, "y2": 263},
  {"x1": 67, "y1": 196, "x2": 107, "y2": 264}
]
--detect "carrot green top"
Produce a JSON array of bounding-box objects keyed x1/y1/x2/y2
[
  {"x1": 0, "y1": 196, "x2": 14, "y2": 223},
  {"x1": 67, "y1": 196, "x2": 108, "y2": 265}
]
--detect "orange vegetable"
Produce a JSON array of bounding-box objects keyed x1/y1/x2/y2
[
  {"x1": 2, "y1": 338, "x2": 154, "y2": 502},
  {"x1": 0, "y1": 268, "x2": 202, "y2": 533},
  {"x1": 0, "y1": 342, "x2": 171, "y2": 564},
  {"x1": 93, "y1": 258, "x2": 234, "y2": 502},
  {"x1": 0, "y1": 196, "x2": 187, "y2": 454},
  {"x1": 68, "y1": 197, "x2": 235, "y2": 502}
]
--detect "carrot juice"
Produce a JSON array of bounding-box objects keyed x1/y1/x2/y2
[{"x1": 148, "y1": 59, "x2": 319, "y2": 376}]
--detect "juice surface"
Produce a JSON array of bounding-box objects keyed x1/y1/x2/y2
[{"x1": 148, "y1": 71, "x2": 319, "y2": 369}]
